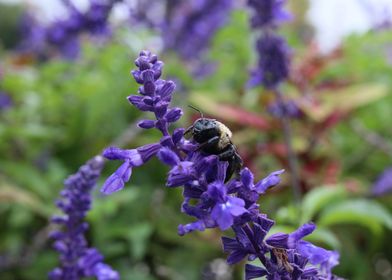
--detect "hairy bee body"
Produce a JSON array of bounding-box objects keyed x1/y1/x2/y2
[{"x1": 185, "y1": 118, "x2": 243, "y2": 181}]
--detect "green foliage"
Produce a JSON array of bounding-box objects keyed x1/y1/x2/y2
[
  {"x1": 318, "y1": 199, "x2": 392, "y2": 237},
  {"x1": 300, "y1": 185, "x2": 347, "y2": 224}
]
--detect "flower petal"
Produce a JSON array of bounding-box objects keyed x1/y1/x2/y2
[
  {"x1": 211, "y1": 203, "x2": 234, "y2": 230},
  {"x1": 241, "y1": 168, "x2": 254, "y2": 189},
  {"x1": 245, "y1": 264, "x2": 268, "y2": 280},
  {"x1": 255, "y1": 169, "x2": 284, "y2": 193},
  {"x1": 157, "y1": 147, "x2": 180, "y2": 166}
]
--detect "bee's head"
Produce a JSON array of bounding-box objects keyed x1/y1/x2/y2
[
  {"x1": 193, "y1": 118, "x2": 217, "y2": 134},
  {"x1": 185, "y1": 105, "x2": 217, "y2": 137}
]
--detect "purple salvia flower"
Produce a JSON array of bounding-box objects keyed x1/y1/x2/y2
[
  {"x1": 249, "y1": 33, "x2": 290, "y2": 89},
  {"x1": 101, "y1": 143, "x2": 161, "y2": 194},
  {"x1": 372, "y1": 167, "x2": 392, "y2": 196},
  {"x1": 206, "y1": 163, "x2": 248, "y2": 230},
  {"x1": 20, "y1": 0, "x2": 118, "y2": 59},
  {"x1": 247, "y1": 0, "x2": 291, "y2": 89},
  {"x1": 49, "y1": 156, "x2": 119, "y2": 280},
  {"x1": 19, "y1": 13, "x2": 47, "y2": 56},
  {"x1": 102, "y1": 51, "x2": 341, "y2": 279},
  {"x1": 102, "y1": 51, "x2": 182, "y2": 194},
  {"x1": 162, "y1": 0, "x2": 233, "y2": 76},
  {"x1": 248, "y1": 0, "x2": 292, "y2": 28},
  {"x1": 296, "y1": 241, "x2": 340, "y2": 279},
  {"x1": 266, "y1": 222, "x2": 316, "y2": 249}
]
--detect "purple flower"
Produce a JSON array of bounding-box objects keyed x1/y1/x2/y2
[
  {"x1": 221, "y1": 218, "x2": 321, "y2": 279},
  {"x1": 206, "y1": 163, "x2": 248, "y2": 230},
  {"x1": 238, "y1": 168, "x2": 284, "y2": 205},
  {"x1": 372, "y1": 167, "x2": 392, "y2": 196},
  {"x1": 84, "y1": 0, "x2": 113, "y2": 35},
  {"x1": 20, "y1": 0, "x2": 118, "y2": 59},
  {"x1": 297, "y1": 241, "x2": 340, "y2": 279},
  {"x1": 266, "y1": 222, "x2": 316, "y2": 249},
  {"x1": 248, "y1": 0, "x2": 292, "y2": 28},
  {"x1": 49, "y1": 156, "x2": 118, "y2": 280},
  {"x1": 101, "y1": 51, "x2": 341, "y2": 279},
  {"x1": 101, "y1": 143, "x2": 161, "y2": 194},
  {"x1": 249, "y1": 34, "x2": 290, "y2": 88},
  {"x1": 19, "y1": 13, "x2": 46, "y2": 55},
  {"x1": 102, "y1": 51, "x2": 182, "y2": 194},
  {"x1": 162, "y1": 0, "x2": 233, "y2": 76},
  {"x1": 247, "y1": 0, "x2": 291, "y2": 89}
]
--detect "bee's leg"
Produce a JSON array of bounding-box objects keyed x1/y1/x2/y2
[
  {"x1": 232, "y1": 151, "x2": 243, "y2": 178},
  {"x1": 217, "y1": 147, "x2": 235, "y2": 160},
  {"x1": 184, "y1": 125, "x2": 194, "y2": 136},
  {"x1": 195, "y1": 136, "x2": 220, "y2": 151},
  {"x1": 217, "y1": 147, "x2": 243, "y2": 182}
]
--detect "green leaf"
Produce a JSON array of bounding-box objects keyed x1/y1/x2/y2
[
  {"x1": 301, "y1": 83, "x2": 388, "y2": 122},
  {"x1": 301, "y1": 185, "x2": 347, "y2": 223},
  {"x1": 126, "y1": 223, "x2": 153, "y2": 260},
  {"x1": 305, "y1": 228, "x2": 341, "y2": 250},
  {"x1": 318, "y1": 199, "x2": 392, "y2": 237},
  {"x1": 0, "y1": 183, "x2": 51, "y2": 217}
]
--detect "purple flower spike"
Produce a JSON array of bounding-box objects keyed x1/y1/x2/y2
[
  {"x1": 162, "y1": 0, "x2": 233, "y2": 62},
  {"x1": 248, "y1": 0, "x2": 292, "y2": 28},
  {"x1": 100, "y1": 51, "x2": 341, "y2": 279},
  {"x1": 252, "y1": 34, "x2": 290, "y2": 89},
  {"x1": 21, "y1": 0, "x2": 118, "y2": 59},
  {"x1": 49, "y1": 156, "x2": 118, "y2": 280},
  {"x1": 247, "y1": 0, "x2": 291, "y2": 89}
]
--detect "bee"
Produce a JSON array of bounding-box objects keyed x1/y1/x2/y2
[{"x1": 185, "y1": 106, "x2": 243, "y2": 182}]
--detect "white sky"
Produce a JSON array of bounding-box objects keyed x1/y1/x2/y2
[
  {"x1": 2, "y1": 0, "x2": 392, "y2": 53},
  {"x1": 308, "y1": 0, "x2": 392, "y2": 52}
]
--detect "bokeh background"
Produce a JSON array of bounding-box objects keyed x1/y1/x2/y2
[{"x1": 1, "y1": 0, "x2": 392, "y2": 279}]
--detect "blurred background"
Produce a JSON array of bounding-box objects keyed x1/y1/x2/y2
[{"x1": 1, "y1": 0, "x2": 392, "y2": 279}]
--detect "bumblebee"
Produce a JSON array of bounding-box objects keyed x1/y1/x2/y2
[{"x1": 185, "y1": 106, "x2": 243, "y2": 182}]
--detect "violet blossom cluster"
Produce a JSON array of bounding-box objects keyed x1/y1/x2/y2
[
  {"x1": 161, "y1": 0, "x2": 233, "y2": 75},
  {"x1": 49, "y1": 156, "x2": 119, "y2": 280},
  {"x1": 247, "y1": 0, "x2": 291, "y2": 89},
  {"x1": 372, "y1": 167, "x2": 392, "y2": 196},
  {"x1": 21, "y1": 0, "x2": 119, "y2": 59},
  {"x1": 101, "y1": 51, "x2": 340, "y2": 279},
  {"x1": 247, "y1": 0, "x2": 300, "y2": 119}
]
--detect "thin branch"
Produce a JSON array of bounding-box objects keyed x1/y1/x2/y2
[
  {"x1": 109, "y1": 116, "x2": 145, "y2": 148},
  {"x1": 351, "y1": 120, "x2": 392, "y2": 158},
  {"x1": 273, "y1": 89, "x2": 302, "y2": 202}
]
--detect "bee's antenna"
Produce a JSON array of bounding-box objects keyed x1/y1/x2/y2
[{"x1": 188, "y1": 105, "x2": 204, "y2": 119}]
